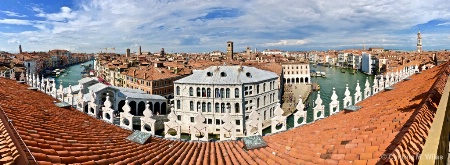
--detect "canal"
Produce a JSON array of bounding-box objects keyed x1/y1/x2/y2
[
  {"x1": 263, "y1": 65, "x2": 374, "y2": 134},
  {"x1": 46, "y1": 60, "x2": 95, "y2": 88},
  {"x1": 54, "y1": 61, "x2": 374, "y2": 138}
]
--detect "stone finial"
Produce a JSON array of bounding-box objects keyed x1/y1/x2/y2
[
  {"x1": 271, "y1": 103, "x2": 286, "y2": 133},
  {"x1": 68, "y1": 85, "x2": 73, "y2": 94},
  {"x1": 274, "y1": 103, "x2": 284, "y2": 117},
  {"x1": 10, "y1": 70, "x2": 15, "y2": 80},
  {"x1": 364, "y1": 77, "x2": 371, "y2": 99},
  {"x1": 344, "y1": 84, "x2": 350, "y2": 97},
  {"x1": 313, "y1": 91, "x2": 324, "y2": 120},
  {"x1": 167, "y1": 107, "x2": 177, "y2": 121},
  {"x1": 19, "y1": 72, "x2": 25, "y2": 81},
  {"x1": 355, "y1": 80, "x2": 361, "y2": 93},
  {"x1": 329, "y1": 87, "x2": 340, "y2": 115},
  {"x1": 143, "y1": 101, "x2": 153, "y2": 118},
  {"x1": 122, "y1": 97, "x2": 131, "y2": 114},
  {"x1": 296, "y1": 96, "x2": 304, "y2": 111},
  {"x1": 191, "y1": 111, "x2": 208, "y2": 141},
  {"x1": 220, "y1": 107, "x2": 236, "y2": 141},
  {"x1": 246, "y1": 110, "x2": 262, "y2": 136}
]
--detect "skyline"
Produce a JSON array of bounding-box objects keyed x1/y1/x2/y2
[{"x1": 0, "y1": 0, "x2": 450, "y2": 53}]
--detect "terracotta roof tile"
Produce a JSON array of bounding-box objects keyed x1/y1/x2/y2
[{"x1": 0, "y1": 61, "x2": 448, "y2": 164}]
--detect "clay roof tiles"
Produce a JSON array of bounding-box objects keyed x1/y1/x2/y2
[{"x1": 0, "y1": 61, "x2": 448, "y2": 164}]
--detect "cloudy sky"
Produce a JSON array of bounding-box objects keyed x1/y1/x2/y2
[{"x1": 0, "y1": 0, "x2": 450, "y2": 53}]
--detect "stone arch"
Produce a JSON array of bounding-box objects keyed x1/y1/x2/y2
[
  {"x1": 300, "y1": 77, "x2": 304, "y2": 83},
  {"x1": 130, "y1": 101, "x2": 137, "y2": 115},
  {"x1": 137, "y1": 101, "x2": 146, "y2": 116},
  {"x1": 305, "y1": 77, "x2": 309, "y2": 83},
  {"x1": 154, "y1": 102, "x2": 160, "y2": 115},
  {"x1": 90, "y1": 107, "x2": 94, "y2": 114},
  {"x1": 161, "y1": 102, "x2": 167, "y2": 114},
  {"x1": 283, "y1": 78, "x2": 286, "y2": 83},
  {"x1": 296, "y1": 77, "x2": 299, "y2": 83},
  {"x1": 118, "y1": 100, "x2": 125, "y2": 113},
  {"x1": 287, "y1": 79, "x2": 290, "y2": 83},
  {"x1": 149, "y1": 102, "x2": 153, "y2": 111}
]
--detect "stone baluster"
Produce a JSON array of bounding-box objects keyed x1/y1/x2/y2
[
  {"x1": 164, "y1": 107, "x2": 181, "y2": 138},
  {"x1": 58, "y1": 80, "x2": 64, "y2": 101},
  {"x1": 329, "y1": 88, "x2": 339, "y2": 115},
  {"x1": 385, "y1": 73, "x2": 390, "y2": 87},
  {"x1": 343, "y1": 84, "x2": 352, "y2": 107},
  {"x1": 271, "y1": 103, "x2": 286, "y2": 134},
  {"x1": 120, "y1": 97, "x2": 134, "y2": 130},
  {"x1": 102, "y1": 93, "x2": 115, "y2": 123},
  {"x1": 354, "y1": 80, "x2": 362, "y2": 104},
  {"x1": 19, "y1": 72, "x2": 25, "y2": 81},
  {"x1": 364, "y1": 77, "x2": 371, "y2": 99},
  {"x1": 313, "y1": 91, "x2": 324, "y2": 121},
  {"x1": 191, "y1": 111, "x2": 208, "y2": 141},
  {"x1": 294, "y1": 96, "x2": 307, "y2": 127},
  {"x1": 10, "y1": 70, "x2": 15, "y2": 80},
  {"x1": 379, "y1": 75, "x2": 385, "y2": 91},
  {"x1": 220, "y1": 108, "x2": 236, "y2": 141},
  {"x1": 141, "y1": 101, "x2": 156, "y2": 135},
  {"x1": 246, "y1": 110, "x2": 262, "y2": 136},
  {"x1": 373, "y1": 76, "x2": 379, "y2": 95}
]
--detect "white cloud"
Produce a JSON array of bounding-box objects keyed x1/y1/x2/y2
[
  {"x1": 263, "y1": 40, "x2": 308, "y2": 47},
  {"x1": 0, "y1": 19, "x2": 31, "y2": 25},
  {"x1": 437, "y1": 22, "x2": 450, "y2": 26},
  {"x1": 1, "y1": 0, "x2": 450, "y2": 53},
  {"x1": 7, "y1": 38, "x2": 20, "y2": 44},
  {"x1": 0, "y1": 11, "x2": 27, "y2": 17}
]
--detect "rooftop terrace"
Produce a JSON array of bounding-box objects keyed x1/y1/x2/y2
[{"x1": 0, "y1": 61, "x2": 448, "y2": 164}]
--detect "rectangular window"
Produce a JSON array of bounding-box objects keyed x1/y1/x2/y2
[
  {"x1": 208, "y1": 119, "x2": 212, "y2": 124},
  {"x1": 236, "y1": 120, "x2": 240, "y2": 125},
  {"x1": 190, "y1": 101, "x2": 194, "y2": 111},
  {"x1": 216, "y1": 119, "x2": 221, "y2": 125},
  {"x1": 177, "y1": 100, "x2": 180, "y2": 109},
  {"x1": 190, "y1": 117, "x2": 195, "y2": 123}
]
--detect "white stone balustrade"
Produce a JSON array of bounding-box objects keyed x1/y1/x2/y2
[
  {"x1": 190, "y1": 111, "x2": 208, "y2": 141},
  {"x1": 343, "y1": 84, "x2": 352, "y2": 107},
  {"x1": 246, "y1": 110, "x2": 262, "y2": 136},
  {"x1": 329, "y1": 88, "x2": 339, "y2": 116},
  {"x1": 294, "y1": 96, "x2": 307, "y2": 127},
  {"x1": 220, "y1": 109, "x2": 236, "y2": 141},
  {"x1": 120, "y1": 98, "x2": 134, "y2": 130},
  {"x1": 364, "y1": 78, "x2": 371, "y2": 99},
  {"x1": 313, "y1": 91, "x2": 324, "y2": 121},
  {"x1": 271, "y1": 103, "x2": 286, "y2": 134},
  {"x1": 164, "y1": 107, "x2": 181, "y2": 138},
  {"x1": 141, "y1": 101, "x2": 156, "y2": 135},
  {"x1": 354, "y1": 80, "x2": 362, "y2": 104},
  {"x1": 102, "y1": 93, "x2": 115, "y2": 123},
  {"x1": 373, "y1": 76, "x2": 379, "y2": 95}
]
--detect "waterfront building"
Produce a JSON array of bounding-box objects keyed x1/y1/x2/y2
[
  {"x1": 361, "y1": 52, "x2": 373, "y2": 74},
  {"x1": 173, "y1": 65, "x2": 279, "y2": 136},
  {"x1": 337, "y1": 52, "x2": 348, "y2": 67},
  {"x1": 281, "y1": 62, "x2": 310, "y2": 84}
]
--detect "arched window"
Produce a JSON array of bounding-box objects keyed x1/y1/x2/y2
[
  {"x1": 202, "y1": 102, "x2": 206, "y2": 112},
  {"x1": 176, "y1": 86, "x2": 180, "y2": 95},
  {"x1": 196, "y1": 87, "x2": 201, "y2": 97},
  {"x1": 257, "y1": 98, "x2": 260, "y2": 108},
  {"x1": 220, "y1": 88, "x2": 225, "y2": 98},
  {"x1": 257, "y1": 85, "x2": 260, "y2": 94},
  {"x1": 176, "y1": 100, "x2": 180, "y2": 109},
  {"x1": 215, "y1": 88, "x2": 220, "y2": 98},
  {"x1": 226, "y1": 88, "x2": 230, "y2": 98},
  {"x1": 207, "y1": 102, "x2": 211, "y2": 112},
  {"x1": 235, "y1": 88, "x2": 239, "y2": 98},
  {"x1": 202, "y1": 88, "x2": 206, "y2": 97},
  {"x1": 189, "y1": 87, "x2": 193, "y2": 96},
  {"x1": 207, "y1": 88, "x2": 211, "y2": 97},
  {"x1": 215, "y1": 103, "x2": 219, "y2": 113},
  {"x1": 226, "y1": 103, "x2": 231, "y2": 113},
  {"x1": 264, "y1": 96, "x2": 266, "y2": 106},
  {"x1": 197, "y1": 102, "x2": 201, "y2": 111},
  {"x1": 221, "y1": 103, "x2": 225, "y2": 113},
  {"x1": 263, "y1": 83, "x2": 266, "y2": 92},
  {"x1": 235, "y1": 103, "x2": 240, "y2": 113},
  {"x1": 190, "y1": 101, "x2": 193, "y2": 111}
]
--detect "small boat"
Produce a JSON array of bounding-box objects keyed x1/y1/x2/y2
[
  {"x1": 56, "y1": 71, "x2": 61, "y2": 77},
  {"x1": 341, "y1": 68, "x2": 345, "y2": 73},
  {"x1": 317, "y1": 85, "x2": 321, "y2": 90},
  {"x1": 313, "y1": 64, "x2": 317, "y2": 68}
]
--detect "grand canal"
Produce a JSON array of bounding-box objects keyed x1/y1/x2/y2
[
  {"x1": 263, "y1": 65, "x2": 374, "y2": 134},
  {"x1": 47, "y1": 60, "x2": 95, "y2": 88},
  {"x1": 57, "y1": 61, "x2": 374, "y2": 138}
]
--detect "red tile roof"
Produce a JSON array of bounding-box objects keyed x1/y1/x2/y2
[{"x1": 0, "y1": 62, "x2": 448, "y2": 164}]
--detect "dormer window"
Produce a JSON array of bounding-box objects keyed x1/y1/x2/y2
[
  {"x1": 207, "y1": 72, "x2": 213, "y2": 77},
  {"x1": 220, "y1": 72, "x2": 227, "y2": 77},
  {"x1": 246, "y1": 72, "x2": 252, "y2": 77}
]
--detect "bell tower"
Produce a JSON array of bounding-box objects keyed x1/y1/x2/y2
[
  {"x1": 417, "y1": 31, "x2": 422, "y2": 53},
  {"x1": 226, "y1": 41, "x2": 233, "y2": 60}
]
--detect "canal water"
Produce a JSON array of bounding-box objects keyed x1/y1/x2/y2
[
  {"x1": 56, "y1": 61, "x2": 374, "y2": 138},
  {"x1": 263, "y1": 65, "x2": 374, "y2": 134},
  {"x1": 47, "y1": 60, "x2": 95, "y2": 88}
]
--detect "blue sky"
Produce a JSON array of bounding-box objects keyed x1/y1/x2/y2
[{"x1": 0, "y1": 0, "x2": 450, "y2": 53}]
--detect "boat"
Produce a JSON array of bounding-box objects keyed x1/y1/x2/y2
[
  {"x1": 317, "y1": 84, "x2": 321, "y2": 90},
  {"x1": 341, "y1": 68, "x2": 345, "y2": 73},
  {"x1": 56, "y1": 71, "x2": 61, "y2": 77},
  {"x1": 313, "y1": 64, "x2": 317, "y2": 68},
  {"x1": 51, "y1": 69, "x2": 60, "y2": 75}
]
